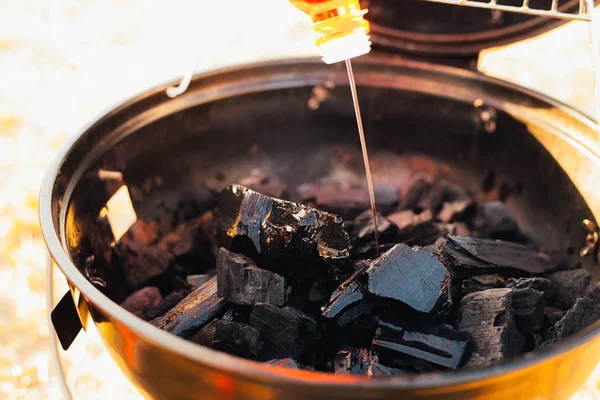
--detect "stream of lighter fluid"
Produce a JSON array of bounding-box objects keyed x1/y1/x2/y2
[{"x1": 345, "y1": 59, "x2": 381, "y2": 257}]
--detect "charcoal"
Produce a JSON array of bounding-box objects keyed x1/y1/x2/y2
[
  {"x1": 186, "y1": 274, "x2": 212, "y2": 290},
  {"x1": 437, "y1": 200, "x2": 476, "y2": 223},
  {"x1": 366, "y1": 244, "x2": 451, "y2": 314},
  {"x1": 400, "y1": 175, "x2": 431, "y2": 210},
  {"x1": 264, "y1": 358, "x2": 301, "y2": 369},
  {"x1": 370, "y1": 363, "x2": 407, "y2": 376},
  {"x1": 188, "y1": 320, "x2": 218, "y2": 347},
  {"x1": 461, "y1": 274, "x2": 505, "y2": 295},
  {"x1": 349, "y1": 211, "x2": 399, "y2": 256},
  {"x1": 420, "y1": 181, "x2": 470, "y2": 214},
  {"x1": 124, "y1": 246, "x2": 174, "y2": 289},
  {"x1": 372, "y1": 320, "x2": 470, "y2": 370},
  {"x1": 216, "y1": 248, "x2": 286, "y2": 306},
  {"x1": 322, "y1": 277, "x2": 373, "y2": 328},
  {"x1": 334, "y1": 347, "x2": 378, "y2": 376},
  {"x1": 387, "y1": 210, "x2": 440, "y2": 245},
  {"x1": 505, "y1": 277, "x2": 553, "y2": 300},
  {"x1": 512, "y1": 288, "x2": 545, "y2": 334},
  {"x1": 458, "y1": 289, "x2": 525, "y2": 366},
  {"x1": 120, "y1": 287, "x2": 162, "y2": 319},
  {"x1": 437, "y1": 235, "x2": 557, "y2": 275},
  {"x1": 144, "y1": 289, "x2": 191, "y2": 320},
  {"x1": 150, "y1": 276, "x2": 226, "y2": 338},
  {"x1": 212, "y1": 320, "x2": 263, "y2": 360},
  {"x1": 222, "y1": 305, "x2": 252, "y2": 323},
  {"x1": 216, "y1": 184, "x2": 351, "y2": 263},
  {"x1": 297, "y1": 184, "x2": 398, "y2": 218},
  {"x1": 249, "y1": 303, "x2": 319, "y2": 359},
  {"x1": 158, "y1": 214, "x2": 215, "y2": 274},
  {"x1": 477, "y1": 201, "x2": 520, "y2": 239},
  {"x1": 544, "y1": 269, "x2": 592, "y2": 309}
]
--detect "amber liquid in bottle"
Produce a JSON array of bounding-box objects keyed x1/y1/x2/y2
[{"x1": 290, "y1": 0, "x2": 380, "y2": 254}]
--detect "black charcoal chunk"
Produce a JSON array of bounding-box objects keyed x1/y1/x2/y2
[
  {"x1": 505, "y1": 277, "x2": 553, "y2": 300},
  {"x1": 366, "y1": 244, "x2": 451, "y2": 314},
  {"x1": 264, "y1": 358, "x2": 301, "y2": 369},
  {"x1": 544, "y1": 306, "x2": 567, "y2": 326},
  {"x1": 124, "y1": 246, "x2": 174, "y2": 289},
  {"x1": 217, "y1": 184, "x2": 350, "y2": 262},
  {"x1": 512, "y1": 288, "x2": 545, "y2": 334},
  {"x1": 437, "y1": 200, "x2": 476, "y2": 223},
  {"x1": 120, "y1": 287, "x2": 162, "y2": 319},
  {"x1": 461, "y1": 274, "x2": 505, "y2": 295},
  {"x1": 188, "y1": 320, "x2": 218, "y2": 347},
  {"x1": 249, "y1": 303, "x2": 319, "y2": 359},
  {"x1": 387, "y1": 210, "x2": 440, "y2": 245},
  {"x1": 545, "y1": 269, "x2": 592, "y2": 309},
  {"x1": 349, "y1": 211, "x2": 398, "y2": 257},
  {"x1": 216, "y1": 248, "x2": 286, "y2": 306},
  {"x1": 334, "y1": 348, "x2": 379, "y2": 376},
  {"x1": 144, "y1": 289, "x2": 191, "y2": 321},
  {"x1": 186, "y1": 274, "x2": 212, "y2": 290},
  {"x1": 150, "y1": 276, "x2": 226, "y2": 338},
  {"x1": 212, "y1": 320, "x2": 263, "y2": 360},
  {"x1": 322, "y1": 278, "x2": 373, "y2": 328},
  {"x1": 372, "y1": 321, "x2": 470, "y2": 370},
  {"x1": 458, "y1": 289, "x2": 524, "y2": 366},
  {"x1": 477, "y1": 201, "x2": 520, "y2": 239},
  {"x1": 438, "y1": 235, "x2": 557, "y2": 275}
]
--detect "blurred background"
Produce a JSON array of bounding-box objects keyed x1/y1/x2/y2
[{"x1": 2, "y1": 0, "x2": 600, "y2": 399}]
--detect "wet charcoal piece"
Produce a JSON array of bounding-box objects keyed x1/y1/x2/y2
[
  {"x1": 249, "y1": 303, "x2": 319, "y2": 360},
  {"x1": 322, "y1": 278, "x2": 374, "y2": 328},
  {"x1": 458, "y1": 289, "x2": 525, "y2": 366},
  {"x1": 476, "y1": 201, "x2": 520, "y2": 240},
  {"x1": 400, "y1": 175, "x2": 431, "y2": 210},
  {"x1": 296, "y1": 184, "x2": 399, "y2": 219},
  {"x1": 512, "y1": 288, "x2": 545, "y2": 334},
  {"x1": 366, "y1": 244, "x2": 451, "y2": 314},
  {"x1": 158, "y1": 214, "x2": 216, "y2": 275},
  {"x1": 144, "y1": 289, "x2": 191, "y2": 321},
  {"x1": 186, "y1": 274, "x2": 212, "y2": 290},
  {"x1": 120, "y1": 287, "x2": 162, "y2": 319},
  {"x1": 334, "y1": 347, "x2": 379, "y2": 376},
  {"x1": 124, "y1": 246, "x2": 174, "y2": 289},
  {"x1": 188, "y1": 320, "x2": 218, "y2": 347},
  {"x1": 437, "y1": 235, "x2": 557, "y2": 276},
  {"x1": 150, "y1": 276, "x2": 227, "y2": 338},
  {"x1": 437, "y1": 200, "x2": 476, "y2": 224},
  {"x1": 461, "y1": 274, "x2": 505, "y2": 295},
  {"x1": 212, "y1": 320, "x2": 263, "y2": 360},
  {"x1": 387, "y1": 210, "x2": 440, "y2": 245},
  {"x1": 216, "y1": 184, "x2": 351, "y2": 263},
  {"x1": 372, "y1": 320, "x2": 470, "y2": 370},
  {"x1": 216, "y1": 248, "x2": 286, "y2": 306},
  {"x1": 544, "y1": 269, "x2": 592, "y2": 309},
  {"x1": 264, "y1": 358, "x2": 301, "y2": 369}
]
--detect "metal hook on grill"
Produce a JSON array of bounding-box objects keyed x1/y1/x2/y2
[
  {"x1": 580, "y1": 219, "x2": 599, "y2": 260},
  {"x1": 166, "y1": 58, "x2": 198, "y2": 98}
]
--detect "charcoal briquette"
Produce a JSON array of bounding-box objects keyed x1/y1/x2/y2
[
  {"x1": 249, "y1": 303, "x2": 319, "y2": 360},
  {"x1": 212, "y1": 320, "x2": 263, "y2": 360},
  {"x1": 458, "y1": 289, "x2": 525, "y2": 366},
  {"x1": 216, "y1": 185, "x2": 351, "y2": 263},
  {"x1": 120, "y1": 287, "x2": 162, "y2": 319},
  {"x1": 124, "y1": 246, "x2": 174, "y2": 289},
  {"x1": 216, "y1": 247, "x2": 286, "y2": 306},
  {"x1": 150, "y1": 276, "x2": 226, "y2": 338},
  {"x1": 366, "y1": 244, "x2": 451, "y2": 314},
  {"x1": 372, "y1": 320, "x2": 470, "y2": 370}
]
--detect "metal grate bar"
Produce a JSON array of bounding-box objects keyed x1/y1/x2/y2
[{"x1": 416, "y1": 0, "x2": 591, "y2": 20}]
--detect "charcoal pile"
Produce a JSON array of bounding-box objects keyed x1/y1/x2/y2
[{"x1": 104, "y1": 176, "x2": 600, "y2": 377}]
